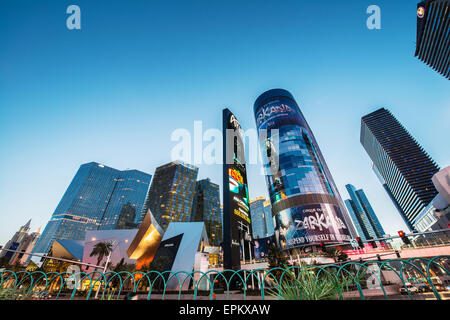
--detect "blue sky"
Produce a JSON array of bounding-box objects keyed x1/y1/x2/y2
[{"x1": 0, "y1": 0, "x2": 449, "y2": 244}]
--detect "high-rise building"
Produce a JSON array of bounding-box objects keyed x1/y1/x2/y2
[
  {"x1": 360, "y1": 108, "x2": 440, "y2": 230},
  {"x1": 254, "y1": 89, "x2": 355, "y2": 250},
  {"x1": 115, "y1": 202, "x2": 139, "y2": 230},
  {"x1": 415, "y1": 0, "x2": 450, "y2": 79},
  {"x1": 344, "y1": 184, "x2": 385, "y2": 241},
  {"x1": 17, "y1": 227, "x2": 41, "y2": 265},
  {"x1": 30, "y1": 162, "x2": 151, "y2": 258},
  {"x1": 99, "y1": 169, "x2": 152, "y2": 230},
  {"x1": 191, "y1": 178, "x2": 222, "y2": 247},
  {"x1": 140, "y1": 161, "x2": 198, "y2": 231},
  {"x1": 249, "y1": 197, "x2": 275, "y2": 239},
  {"x1": 0, "y1": 219, "x2": 39, "y2": 265}
]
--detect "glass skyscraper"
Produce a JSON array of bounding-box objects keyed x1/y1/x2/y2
[
  {"x1": 415, "y1": 0, "x2": 449, "y2": 79},
  {"x1": 360, "y1": 108, "x2": 440, "y2": 230},
  {"x1": 190, "y1": 178, "x2": 222, "y2": 247},
  {"x1": 140, "y1": 161, "x2": 198, "y2": 231},
  {"x1": 254, "y1": 89, "x2": 355, "y2": 250},
  {"x1": 31, "y1": 162, "x2": 151, "y2": 257},
  {"x1": 99, "y1": 169, "x2": 153, "y2": 230},
  {"x1": 249, "y1": 197, "x2": 275, "y2": 239},
  {"x1": 344, "y1": 184, "x2": 385, "y2": 241},
  {"x1": 115, "y1": 202, "x2": 139, "y2": 229}
]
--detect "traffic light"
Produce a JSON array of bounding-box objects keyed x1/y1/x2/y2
[
  {"x1": 367, "y1": 237, "x2": 377, "y2": 248},
  {"x1": 318, "y1": 242, "x2": 325, "y2": 250},
  {"x1": 398, "y1": 230, "x2": 411, "y2": 245},
  {"x1": 356, "y1": 237, "x2": 364, "y2": 248}
]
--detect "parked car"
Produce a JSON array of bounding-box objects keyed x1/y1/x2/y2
[
  {"x1": 399, "y1": 284, "x2": 419, "y2": 294},
  {"x1": 432, "y1": 283, "x2": 447, "y2": 291},
  {"x1": 416, "y1": 284, "x2": 431, "y2": 293},
  {"x1": 32, "y1": 291, "x2": 50, "y2": 300}
]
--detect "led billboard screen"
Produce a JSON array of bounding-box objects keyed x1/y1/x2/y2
[
  {"x1": 254, "y1": 89, "x2": 353, "y2": 249},
  {"x1": 222, "y1": 108, "x2": 253, "y2": 270}
]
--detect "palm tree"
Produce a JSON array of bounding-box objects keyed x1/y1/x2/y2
[
  {"x1": 268, "y1": 243, "x2": 290, "y2": 269},
  {"x1": 90, "y1": 242, "x2": 113, "y2": 269}
]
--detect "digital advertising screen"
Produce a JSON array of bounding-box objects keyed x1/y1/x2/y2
[
  {"x1": 253, "y1": 236, "x2": 275, "y2": 260},
  {"x1": 222, "y1": 108, "x2": 253, "y2": 270}
]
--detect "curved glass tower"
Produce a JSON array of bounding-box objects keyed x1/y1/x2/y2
[{"x1": 254, "y1": 89, "x2": 355, "y2": 249}]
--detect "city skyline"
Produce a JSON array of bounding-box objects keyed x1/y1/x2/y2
[
  {"x1": 1, "y1": 0, "x2": 449, "y2": 245},
  {"x1": 30, "y1": 162, "x2": 152, "y2": 258},
  {"x1": 345, "y1": 184, "x2": 386, "y2": 242}
]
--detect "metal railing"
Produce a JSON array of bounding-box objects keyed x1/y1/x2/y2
[{"x1": 1, "y1": 255, "x2": 449, "y2": 300}]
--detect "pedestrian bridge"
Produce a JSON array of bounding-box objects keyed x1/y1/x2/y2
[{"x1": 344, "y1": 244, "x2": 450, "y2": 261}]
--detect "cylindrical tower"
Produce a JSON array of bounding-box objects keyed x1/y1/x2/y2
[{"x1": 254, "y1": 89, "x2": 356, "y2": 250}]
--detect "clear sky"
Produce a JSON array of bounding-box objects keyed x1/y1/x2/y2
[{"x1": 0, "y1": 0, "x2": 449, "y2": 245}]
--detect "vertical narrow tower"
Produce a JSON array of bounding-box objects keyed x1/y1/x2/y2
[
  {"x1": 360, "y1": 108, "x2": 440, "y2": 230},
  {"x1": 223, "y1": 108, "x2": 252, "y2": 270},
  {"x1": 344, "y1": 184, "x2": 385, "y2": 241}
]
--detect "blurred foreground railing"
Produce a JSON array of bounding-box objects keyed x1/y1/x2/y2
[{"x1": 1, "y1": 256, "x2": 449, "y2": 301}]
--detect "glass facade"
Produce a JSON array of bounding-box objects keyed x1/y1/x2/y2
[
  {"x1": 415, "y1": 0, "x2": 450, "y2": 79},
  {"x1": 140, "y1": 161, "x2": 198, "y2": 231},
  {"x1": 356, "y1": 189, "x2": 385, "y2": 238},
  {"x1": 191, "y1": 178, "x2": 223, "y2": 247},
  {"x1": 344, "y1": 184, "x2": 385, "y2": 241},
  {"x1": 254, "y1": 89, "x2": 355, "y2": 249},
  {"x1": 31, "y1": 162, "x2": 151, "y2": 257},
  {"x1": 115, "y1": 202, "x2": 138, "y2": 229},
  {"x1": 249, "y1": 197, "x2": 275, "y2": 239},
  {"x1": 360, "y1": 108, "x2": 440, "y2": 230},
  {"x1": 99, "y1": 169, "x2": 152, "y2": 230},
  {"x1": 265, "y1": 125, "x2": 335, "y2": 203}
]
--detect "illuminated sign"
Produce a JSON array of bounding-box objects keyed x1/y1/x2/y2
[
  {"x1": 417, "y1": 6, "x2": 425, "y2": 18},
  {"x1": 229, "y1": 168, "x2": 244, "y2": 185},
  {"x1": 222, "y1": 108, "x2": 253, "y2": 271},
  {"x1": 229, "y1": 114, "x2": 242, "y2": 130},
  {"x1": 256, "y1": 103, "x2": 293, "y2": 126}
]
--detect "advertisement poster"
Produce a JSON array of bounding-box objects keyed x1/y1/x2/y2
[
  {"x1": 274, "y1": 204, "x2": 352, "y2": 249},
  {"x1": 253, "y1": 236, "x2": 275, "y2": 260}
]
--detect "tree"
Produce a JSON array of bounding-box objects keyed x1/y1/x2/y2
[
  {"x1": 267, "y1": 244, "x2": 290, "y2": 269},
  {"x1": 0, "y1": 257, "x2": 11, "y2": 268},
  {"x1": 138, "y1": 256, "x2": 171, "y2": 291},
  {"x1": 89, "y1": 242, "x2": 113, "y2": 269},
  {"x1": 267, "y1": 244, "x2": 291, "y2": 284},
  {"x1": 141, "y1": 256, "x2": 170, "y2": 273},
  {"x1": 112, "y1": 258, "x2": 135, "y2": 273},
  {"x1": 324, "y1": 247, "x2": 348, "y2": 263}
]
